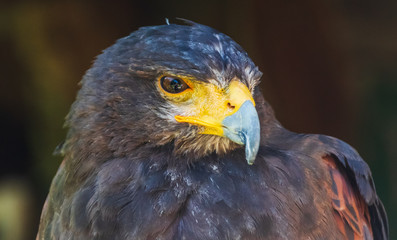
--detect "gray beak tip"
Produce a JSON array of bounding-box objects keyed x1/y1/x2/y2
[
  {"x1": 247, "y1": 159, "x2": 255, "y2": 165},
  {"x1": 222, "y1": 101, "x2": 260, "y2": 165}
]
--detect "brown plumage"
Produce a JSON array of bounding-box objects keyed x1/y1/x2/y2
[
  {"x1": 37, "y1": 21, "x2": 388, "y2": 239},
  {"x1": 325, "y1": 155, "x2": 373, "y2": 239}
]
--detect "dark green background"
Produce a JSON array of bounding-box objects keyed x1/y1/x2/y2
[{"x1": 0, "y1": 1, "x2": 396, "y2": 239}]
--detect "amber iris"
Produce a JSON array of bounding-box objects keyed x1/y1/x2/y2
[{"x1": 160, "y1": 76, "x2": 189, "y2": 93}]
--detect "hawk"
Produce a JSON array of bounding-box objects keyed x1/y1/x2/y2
[{"x1": 37, "y1": 21, "x2": 388, "y2": 239}]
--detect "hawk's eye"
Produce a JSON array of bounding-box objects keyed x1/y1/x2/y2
[{"x1": 160, "y1": 76, "x2": 189, "y2": 94}]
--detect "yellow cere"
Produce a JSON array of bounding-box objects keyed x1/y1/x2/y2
[{"x1": 173, "y1": 78, "x2": 255, "y2": 137}]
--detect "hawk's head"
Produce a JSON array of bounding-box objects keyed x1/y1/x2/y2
[{"x1": 66, "y1": 22, "x2": 262, "y2": 165}]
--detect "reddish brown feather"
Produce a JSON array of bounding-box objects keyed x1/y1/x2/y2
[{"x1": 324, "y1": 155, "x2": 373, "y2": 240}]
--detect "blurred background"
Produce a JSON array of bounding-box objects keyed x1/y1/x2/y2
[{"x1": 0, "y1": 0, "x2": 396, "y2": 239}]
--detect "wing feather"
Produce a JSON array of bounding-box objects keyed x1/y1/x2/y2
[
  {"x1": 324, "y1": 155, "x2": 373, "y2": 239},
  {"x1": 295, "y1": 135, "x2": 388, "y2": 239}
]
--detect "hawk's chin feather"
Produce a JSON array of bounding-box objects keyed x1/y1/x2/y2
[{"x1": 172, "y1": 127, "x2": 239, "y2": 160}]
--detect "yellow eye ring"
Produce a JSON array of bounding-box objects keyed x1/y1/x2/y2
[
  {"x1": 160, "y1": 76, "x2": 190, "y2": 93},
  {"x1": 157, "y1": 75, "x2": 194, "y2": 101}
]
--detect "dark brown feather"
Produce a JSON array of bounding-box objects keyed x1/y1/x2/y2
[
  {"x1": 324, "y1": 155, "x2": 372, "y2": 240},
  {"x1": 37, "y1": 22, "x2": 388, "y2": 240}
]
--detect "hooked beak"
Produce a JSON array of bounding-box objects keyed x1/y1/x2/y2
[
  {"x1": 222, "y1": 100, "x2": 260, "y2": 164},
  {"x1": 175, "y1": 80, "x2": 260, "y2": 164}
]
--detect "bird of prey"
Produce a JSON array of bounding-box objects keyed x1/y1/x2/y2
[{"x1": 37, "y1": 21, "x2": 388, "y2": 240}]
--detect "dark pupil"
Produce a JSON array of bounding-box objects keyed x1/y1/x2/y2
[
  {"x1": 161, "y1": 76, "x2": 187, "y2": 93},
  {"x1": 170, "y1": 79, "x2": 182, "y2": 92}
]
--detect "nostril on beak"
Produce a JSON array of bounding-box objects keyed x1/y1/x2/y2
[{"x1": 227, "y1": 102, "x2": 236, "y2": 109}]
